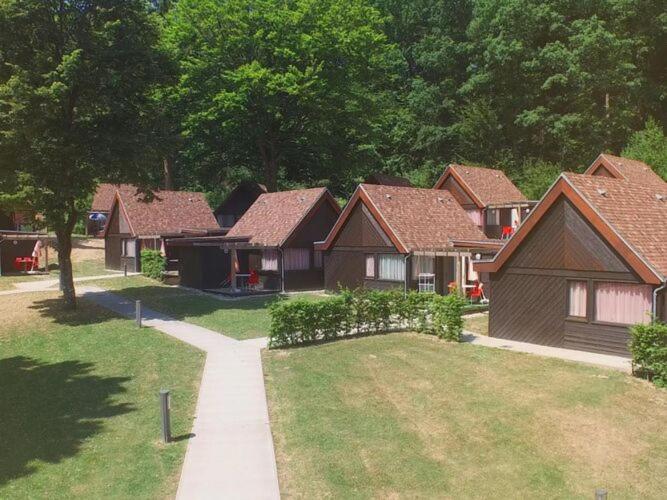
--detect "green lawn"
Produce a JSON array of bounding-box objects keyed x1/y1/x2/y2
[
  {"x1": 264, "y1": 333, "x2": 667, "y2": 498},
  {"x1": 464, "y1": 313, "x2": 489, "y2": 335},
  {"x1": 0, "y1": 292, "x2": 204, "y2": 499},
  {"x1": 93, "y1": 275, "x2": 326, "y2": 340}
]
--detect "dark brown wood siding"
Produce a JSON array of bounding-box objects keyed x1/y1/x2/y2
[
  {"x1": 179, "y1": 246, "x2": 230, "y2": 289},
  {"x1": 488, "y1": 196, "x2": 644, "y2": 357},
  {"x1": 439, "y1": 177, "x2": 477, "y2": 208},
  {"x1": 0, "y1": 238, "x2": 37, "y2": 275}
]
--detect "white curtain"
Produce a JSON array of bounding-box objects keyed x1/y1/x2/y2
[
  {"x1": 284, "y1": 248, "x2": 310, "y2": 271},
  {"x1": 378, "y1": 254, "x2": 405, "y2": 281},
  {"x1": 466, "y1": 209, "x2": 483, "y2": 227},
  {"x1": 595, "y1": 282, "x2": 652, "y2": 325},
  {"x1": 313, "y1": 251, "x2": 323, "y2": 269},
  {"x1": 467, "y1": 257, "x2": 478, "y2": 282},
  {"x1": 365, "y1": 255, "x2": 375, "y2": 278},
  {"x1": 511, "y1": 208, "x2": 520, "y2": 227},
  {"x1": 262, "y1": 249, "x2": 279, "y2": 271},
  {"x1": 412, "y1": 255, "x2": 434, "y2": 278},
  {"x1": 568, "y1": 281, "x2": 587, "y2": 317}
]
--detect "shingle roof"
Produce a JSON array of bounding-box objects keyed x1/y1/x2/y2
[
  {"x1": 322, "y1": 184, "x2": 490, "y2": 253},
  {"x1": 115, "y1": 186, "x2": 218, "y2": 237},
  {"x1": 565, "y1": 172, "x2": 667, "y2": 279},
  {"x1": 586, "y1": 154, "x2": 666, "y2": 188},
  {"x1": 226, "y1": 188, "x2": 338, "y2": 246},
  {"x1": 434, "y1": 164, "x2": 528, "y2": 207},
  {"x1": 91, "y1": 183, "x2": 124, "y2": 212}
]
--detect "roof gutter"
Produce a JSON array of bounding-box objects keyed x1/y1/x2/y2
[{"x1": 652, "y1": 281, "x2": 667, "y2": 321}]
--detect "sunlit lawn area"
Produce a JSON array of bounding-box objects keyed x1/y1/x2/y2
[
  {"x1": 93, "y1": 275, "x2": 326, "y2": 340},
  {"x1": 0, "y1": 292, "x2": 204, "y2": 498},
  {"x1": 464, "y1": 313, "x2": 489, "y2": 335},
  {"x1": 264, "y1": 333, "x2": 667, "y2": 498}
]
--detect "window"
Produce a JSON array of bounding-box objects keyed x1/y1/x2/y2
[
  {"x1": 412, "y1": 256, "x2": 434, "y2": 279},
  {"x1": 378, "y1": 254, "x2": 405, "y2": 281},
  {"x1": 284, "y1": 248, "x2": 310, "y2": 271},
  {"x1": 595, "y1": 282, "x2": 652, "y2": 325},
  {"x1": 261, "y1": 249, "x2": 278, "y2": 271},
  {"x1": 466, "y1": 209, "x2": 483, "y2": 227},
  {"x1": 365, "y1": 255, "x2": 375, "y2": 278},
  {"x1": 486, "y1": 209, "x2": 500, "y2": 226},
  {"x1": 121, "y1": 239, "x2": 135, "y2": 258},
  {"x1": 568, "y1": 281, "x2": 587, "y2": 318},
  {"x1": 313, "y1": 251, "x2": 323, "y2": 269}
]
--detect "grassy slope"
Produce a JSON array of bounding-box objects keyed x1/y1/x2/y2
[
  {"x1": 94, "y1": 275, "x2": 325, "y2": 340},
  {"x1": 0, "y1": 292, "x2": 204, "y2": 499},
  {"x1": 464, "y1": 313, "x2": 489, "y2": 335},
  {"x1": 264, "y1": 333, "x2": 667, "y2": 499}
]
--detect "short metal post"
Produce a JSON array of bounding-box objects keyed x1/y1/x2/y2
[
  {"x1": 124, "y1": 264, "x2": 127, "y2": 277},
  {"x1": 160, "y1": 389, "x2": 171, "y2": 443},
  {"x1": 136, "y1": 300, "x2": 142, "y2": 328},
  {"x1": 595, "y1": 488, "x2": 607, "y2": 500}
]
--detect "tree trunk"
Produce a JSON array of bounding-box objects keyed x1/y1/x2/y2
[
  {"x1": 163, "y1": 156, "x2": 174, "y2": 190},
  {"x1": 257, "y1": 138, "x2": 279, "y2": 192},
  {"x1": 56, "y1": 209, "x2": 79, "y2": 309}
]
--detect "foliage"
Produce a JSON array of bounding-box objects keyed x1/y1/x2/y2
[
  {"x1": 140, "y1": 250, "x2": 166, "y2": 281},
  {"x1": 629, "y1": 321, "x2": 667, "y2": 388},
  {"x1": 622, "y1": 118, "x2": 667, "y2": 181},
  {"x1": 515, "y1": 160, "x2": 564, "y2": 200},
  {"x1": 0, "y1": 0, "x2": 166, "y2": 307},
  {"x1": 268, "y1": 288, "x2": 466, "y2": 347}
]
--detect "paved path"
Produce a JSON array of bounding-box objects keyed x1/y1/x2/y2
[
  {"x1": 79, "y1": 286, "x2": 280, "y2": 500},
  {"x1": 0, "y1": 272, "x2": 138, "y2": 295},
  {"x1": 463, "y1": 331, "x2": 632, "y2": 372}
]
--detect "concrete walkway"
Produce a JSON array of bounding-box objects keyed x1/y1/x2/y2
[
  {"x1": 79, "y1": 286, "x2": 280, "y2": 500},
  {"x1": 463, "y1": 331, "x2": 632, "y2": 372}
]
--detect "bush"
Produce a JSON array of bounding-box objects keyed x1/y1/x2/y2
[
  {"x1": 140, "y1": 249, "x2": 166, "y2": 280},
  {"x1": 629, "y1": 322, "x2": 667, "y2": 387},
  {"x1": 268, "y1": 288, "x2": 466, "y2": 348}
]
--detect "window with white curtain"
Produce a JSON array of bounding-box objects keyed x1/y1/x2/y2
[
  {"x1": 465, "y1": 209, "x2": 483, "y2": 227},
  {"x1": 412, "y1": 255, "x2": 434, "y2": 278},
  {"x1": 313, "y1": 251, "x2": 323, "y2": 268},
  {"x1": 121, "y1": 239, "x2": 135, "y2": 258},
  {"x1": 595, "y1": 282, "x2": 652, "y2": 325},
  {"x1": 568, "y1": 281, "x2": 587, "y2": 318},
  {"x1": 261, "y1": 249, "x2": 279, "y2": 271},
  {"x1": 365, "y1": 255, "x2": 375, "y2": 278},
  {"x1": 378, "y1": 254, "x2": 405, "y2": 281},
  {"x1": 284, "y1": 248, "x2": 310, "y2": 271},
  {"x1": 486, "y1": 209, "x2": 500, "y2": 225}
]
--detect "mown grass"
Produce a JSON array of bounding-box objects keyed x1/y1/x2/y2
[
  {"x1": 92, "y1": 275, "x2": 326, "y2": 340},
  {"x1": 264, "y1": 333, "x2": 667, "y2": 498},
  {"x1": 0, "y1": 292, "x2": 204, "y2": 499},
  {"x1": 464, "y1": 313, "x2": 489, "y2": 335}
]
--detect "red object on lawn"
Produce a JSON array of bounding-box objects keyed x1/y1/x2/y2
[
  {"x1": 13, "y1": 256, "x2": 36, "y2": 272},
  {"x1": 248, "y1": 269, "x2": 260, "y2": 288},
  {"x1": 469, "y1": 281, "x2": 485, "y2": 302}
]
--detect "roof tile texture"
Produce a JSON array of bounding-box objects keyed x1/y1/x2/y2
[
  {"x1": 590, "y1": 154, "x2": 666, "y2": 188},
  {"x1": 226, "y1": 188, "x2": 331, "y2": 246},
  {"x1": 565, "y1": 173, "x2": 667, "y2": 278},
  {"x1": 91, "y1": 183, "x2": 122, "y2": 212},
  {"x1": 448, "y1": 164, "x2": 527, "y2": 206},
  {"x1": 117, "y1": 185, "x2": 218, "y2": 236},
  {"x1": 360, "y1": 184, "x2": 490, "y2": 252}
]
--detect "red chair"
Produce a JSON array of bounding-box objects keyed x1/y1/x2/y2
[
  {"x1": 248, "y1": 269, "x2": 260, "y2": 290},
  {"x1": 468, "y1": 281, "x2": 487, "y2": 303},
  {"x1": 501, "y1": 226, "x2": 513, "y2": 239}
]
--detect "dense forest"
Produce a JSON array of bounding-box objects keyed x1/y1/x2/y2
[{"x1": 0, "y1": 0, "x2": 665, "y2": 305}]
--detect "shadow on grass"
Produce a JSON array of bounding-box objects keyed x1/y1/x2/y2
[{"x1": 0, "y1": 356, "x2": 133, "y2": 485}]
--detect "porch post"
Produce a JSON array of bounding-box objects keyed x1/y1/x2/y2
[
  {"x1": 460, "y1": 255, "x2": 467, "y2": 292},
  {"x1": 230, "y1": 247, "x2": 238, "y2": 292},
  {"x1": 44, "y1": 241, "x2": 49, "y2": 273},
  {"x1": 454, "y1": 253, "x2": 462, "y2": 294}
]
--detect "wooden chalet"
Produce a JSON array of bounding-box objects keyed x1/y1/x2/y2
[
  {"x1": 434, "y1": 164, "x2": 535, "y2": 239},
  {"x1": 475, "y1": 172, "x2": 667, "y2": 357},
  {"x1": 168, "y1": 188, "x2": 341, "y2": 294},
  {"x1": 87, "y1": 183, "x2": 122, "y2": 236},
  {"x1": 316, "y1": 184, "x2": 502, "y2": 295},
  {"x1": 103, "y1": 186, "x2": 219, "y2": 273},
  {"x1": 213, "y1": 181, "x2": 267, "y2": 229},
  {"x1": 585, "y1": 153, "x2": 666, "y2": 187},
  {"x1": 0, "y1": 230, "x2": 50, "y2": 275}
]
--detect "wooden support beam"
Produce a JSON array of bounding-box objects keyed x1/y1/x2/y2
[{"x1": 230, "y1": 248, "x2": 238, "y2": 291}]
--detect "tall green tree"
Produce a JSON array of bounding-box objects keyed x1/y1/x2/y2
[
  {"x1": 0, "y1": 0, "x2": 165, "y2": 307},
  {"x1": 162, "y1": 0, "x2": 401, "y2": 193},
  {"x1": 622, "y1": 117, "x2": 667, "y2": 179}
]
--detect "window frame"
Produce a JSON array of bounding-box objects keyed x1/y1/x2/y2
[
  {"x1": 592, "y1": 280, "x2": 653, "y2": 326},
  {"x1": 486, "y1": 208, "x2": 500, "y2": 226},
  {"x1": 566, "y1": 279, "x2": 588, "y2": 321},
  {"x1": 377, "y1": 254, "x2": 406, "y2": 282},
  {"x1": 365, "y1": 254, "x2": 376, "y2": 279}
]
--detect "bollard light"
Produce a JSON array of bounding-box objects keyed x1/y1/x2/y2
[
  {"x1": 595, "y1": 488, "x2": 607, "y2": 500},
  {"x1": 160, "y1": 389, "x2": 171, "y2": 443},
  {"x1": 136, "y1": 300, "x2": 142, "y2": 328}
]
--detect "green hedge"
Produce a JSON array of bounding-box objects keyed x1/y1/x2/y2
[
  {"x1": 630, "y1": 321, "x2": 667, "y2": 387},
  {"x1": 140, "y1": 249, "x2": 166, "y2": 280},
  {"x1": 269, "y1": 289, "x2": 467, "y2": 348}
]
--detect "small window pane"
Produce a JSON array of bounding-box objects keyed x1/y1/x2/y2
[
  {"x1": 568, "y1": 281, "x2": 587, "y2": 318},
  {"x1": 378, "y1": 254, "x2": 405, "y2": 281},
  {"x1": 262, "y1": 249, "x2": 278, "y2": 271},
  {"x1": 486, "y1": 209, "x2": 500, "y2": 225},
  {"x1": 595, "y1": 282, "x2": 652, "y2": 325},
  {"x1": 313, "y1": 251, "x2": 323, "y2": 269},
  {"x1": 284, "y1": 248, "x2": 310, "y2": 271},
  {"x1": 365, "y1": 255, "x2": 375, "y2": 278},
  {"x1": 412, "y1": 256, "x2": 434, "y2": 279}
]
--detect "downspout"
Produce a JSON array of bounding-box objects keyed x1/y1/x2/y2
[
  {"x1": 652, "y1": 281, "x2": 667, "y2": 321},
  {"x1": 404, "y1": 253, "x2": 410, "y2": 297},
  {"x1": 279, "y1": 247, "x2": 285, "y2": 293}
]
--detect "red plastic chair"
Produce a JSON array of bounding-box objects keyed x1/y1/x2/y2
[
  {"x1": 501, "y1": 226, "x2": 513, "y2": 239},
  {"x1": 248, "y1": 269, "x2": 260, "y2": 290}
]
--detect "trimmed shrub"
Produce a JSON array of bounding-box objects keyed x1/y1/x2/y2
[
  {"x1": 140, "y1": 249, "x2": 166, "y2": 280},
  {"x1": 629, "y1": 322, "x2": 667, "y2": 387},
  {"x1": 269, "y1": 288, "x2": 467, "y2": 348}
]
